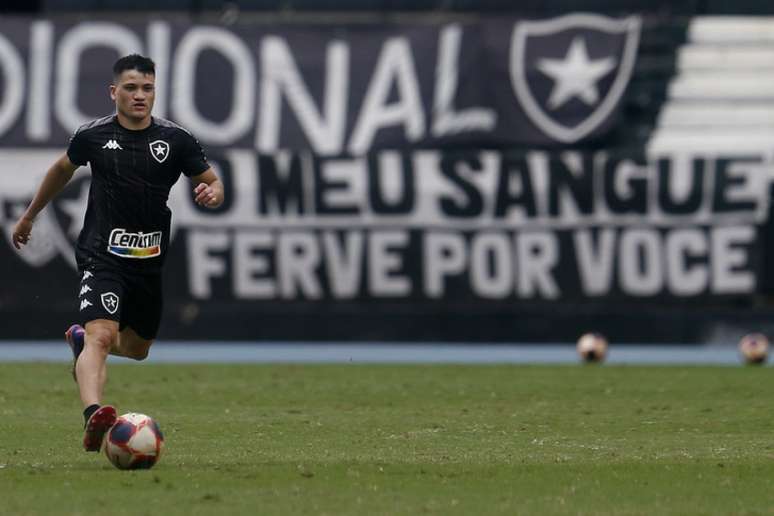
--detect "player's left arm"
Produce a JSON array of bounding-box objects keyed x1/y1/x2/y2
[{"x1": 190, "y1": 168, "x2": 224, "y2": 209}]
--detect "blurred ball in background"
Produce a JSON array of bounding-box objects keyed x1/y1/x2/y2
[
  {"x1": 577, "y1": 332, "x2": 608, "y2": 363},
  {"x1": 738, "y1": 333, "x2": 769, "y2": 365}
]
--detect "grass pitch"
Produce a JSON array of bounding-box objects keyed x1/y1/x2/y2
[{"x1": 1, "y1": 362, "x2": 774, "y2": 515}]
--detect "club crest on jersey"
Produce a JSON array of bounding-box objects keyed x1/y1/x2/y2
[
  {"x1": 108, "y1": 228, "x2": 162, "y2": 259},
  {"x1": 100, "y1": 292, "x2": 119, "y2": 315},
  {"x1": 149, "y1": 140, "x2": 170, "y2": 163}
]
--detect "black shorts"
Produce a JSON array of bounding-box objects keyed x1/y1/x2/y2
[{"x1": 77, "y1": 267, "x2": 163, "y2": 340}]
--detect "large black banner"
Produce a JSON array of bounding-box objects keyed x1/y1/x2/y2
[
  {"x1": 2, "y1": 15, "x2": 774, "y2": 341},
  {"x1": 2, "y1": 148, "x2": 772, "y2": 340},
  {"x1": 0, "y1": 149, "x2": 770, "y2": 338},
  {"x1": 0, "y1": 14, "x2": 640, "y2": 150},
  {"x1": 2, "y1": 148, "x2": 768, "y2": 297}
]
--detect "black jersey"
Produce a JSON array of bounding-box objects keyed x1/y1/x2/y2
[{"x1": 67, "y1": 115, "x2": 209, "y2": 274}]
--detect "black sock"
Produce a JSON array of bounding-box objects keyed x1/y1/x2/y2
[{"x1": 83, "y1": 404, "x2": 100, "y2": 426}]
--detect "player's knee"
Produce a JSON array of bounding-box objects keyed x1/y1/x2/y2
[{"x1": 86, "y1": 327, "x2": 115, "y2": 355}]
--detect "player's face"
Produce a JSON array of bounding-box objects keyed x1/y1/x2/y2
[{"x1": 110, "y1": 70, "x2": 155, "y2": 123}]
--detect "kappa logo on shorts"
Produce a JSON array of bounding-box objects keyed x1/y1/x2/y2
[
  {"x1": 149, "y1": 140, "x2": 170, "y2": 163},
  {"x1": 80, "y1": 299, "x2": 93, "y2": 311},
  {"x1": 101, "y1": 292, "x2": 119, "y2": 315},
  {"x1": 79, "y1": 284, "x2": 92, "y2": 297}
]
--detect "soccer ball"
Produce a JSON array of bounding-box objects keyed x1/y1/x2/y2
[
  {"x1": 104, "y1": 413, "x2": 165, "y2": 470},
  {"x1": 577, "y1": 332, "x2": 608, "y2": 363},
  {"x1": 738, "y1": 333, "x2": 769, "y2": 365}
]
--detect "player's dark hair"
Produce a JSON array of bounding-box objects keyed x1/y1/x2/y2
[{"x1": 112, "y1": 54, "x2": 155, "y2": 79}]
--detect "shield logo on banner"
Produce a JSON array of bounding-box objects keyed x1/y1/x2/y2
[
  {"x1": 510, "y1": 14, "x2": 641, "y2": 143},
  {"x1": 2, "y1": 200, "x2": 61, "y2": 267},
  {"x1": 149, "y1": 140, "x2": 170, "y2": 163},
  {"x1": 101, "y1": 292, "x2": 120, "y2": 315},
  {"x1": 2, "y1": 175, "x2": 90, "y2": 269}
]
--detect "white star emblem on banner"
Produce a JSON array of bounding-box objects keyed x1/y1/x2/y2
[{"x1": 536, "y1": 36, "x2": 616, "y2": 110}]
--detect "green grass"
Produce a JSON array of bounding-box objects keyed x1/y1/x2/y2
[{"x1": 1, "y1": 363, "x2": 774, "y2": 515}]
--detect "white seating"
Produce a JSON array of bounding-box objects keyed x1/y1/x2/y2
[
  {"x1": 678, "y1": 45, "x2": 774, "y2": 69},
  {"x1": 647, "y1": 127, "x2": 774, "y2": 154},
  {"x1": 653, "y1": 16, "x2": 774, "y2": 154},
  {"x1": 658, "y1": 103, "x2": 774, "y2": 127},
  {"x1": 688, "y1": 16, "x2": 774, "y2": 43},
  {"x1": 668, "y1": 73, "x2": 774, "y2": 99}
]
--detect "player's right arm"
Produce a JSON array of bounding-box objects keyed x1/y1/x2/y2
[{"x1": 12, "y1": 153, "x2": 80, "y2": 250}]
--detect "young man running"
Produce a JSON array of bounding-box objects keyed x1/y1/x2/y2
[{"x1": 12, "y1": 54, "x2": 224, "y2": 451}]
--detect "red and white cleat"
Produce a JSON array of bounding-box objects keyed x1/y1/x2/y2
[{"x1": 83, "y1": 405, "x2": 117, "y2": 452}]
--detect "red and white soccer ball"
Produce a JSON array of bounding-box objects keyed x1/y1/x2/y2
[
  {"x1": 577, "y1": 332, "x2": 608, "y2": 363},
  {"x1": 738, "y1": 333, "x2": 769, "y2": 365},
  {"x1": 104, "y1": 413, "x2": 165, "y2": 470}
]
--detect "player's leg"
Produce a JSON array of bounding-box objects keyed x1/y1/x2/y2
[
  {"x1": 70, "y1": 267, "x2": 144, "y2": 360},
  {"x1": 76, "y1": 318, "x2": 119, "y2": 451},
  {"x1": 76, "y1": 319, "x2": 118, "y2": 407},
  {"x1": 70, "y1": 268, "x2": 124, "y2": 450},
  {"x1": 117, "y1": 326, "x2": 154, "y2": 360},
  {"x1": 71, "y1": 269, "x2": 124, "y2": 384},
  {"x1": 64, "y1": 323, "x2": 139, "y2": 376}
]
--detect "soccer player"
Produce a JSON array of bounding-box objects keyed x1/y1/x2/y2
[{"x1": 11, "y1": 54, "x2": 224, "y2": 452}]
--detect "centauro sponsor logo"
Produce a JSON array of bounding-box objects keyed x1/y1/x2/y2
[{"x1": 108, "y1": 228, "x2": 162, "y2": 259}]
